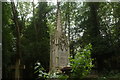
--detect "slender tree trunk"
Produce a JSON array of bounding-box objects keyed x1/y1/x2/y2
[
  {"x1": 32, "y1": 0, "x2": 38, "y2": 42},
  {"x1": 11, "y1": 2, "x2": 21, "y2": 80},
  {"x1": 15, "y1": 59, "x2": 20, "y2": 80},
  {"x1": 67, "y1": 2, "x2": 70, "y2": 45},
  {"x1": 88, "y1": 3, "x2": 102, "y2": 71}
]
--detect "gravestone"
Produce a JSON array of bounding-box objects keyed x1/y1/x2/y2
[{"x1": 49, "y1": 2, "x2": 70, "y2": 73}]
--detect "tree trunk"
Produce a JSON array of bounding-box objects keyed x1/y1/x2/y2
[
  {"x1": 67, "y1": 2, "x2": 70, "y2": 45},
  {"x1": 32, "y1": 0, "x2": 38, "y2": 42},
  {"x1": 88, "y1": 3, "x2": 102, "y2": 71},
  {"x1": 11, "y1": 1, "x2": 21, "y2": 80},
  {"x1": 15, "y1": 59, "x2": 20, "y2": 80}
]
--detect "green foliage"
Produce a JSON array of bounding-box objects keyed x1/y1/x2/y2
[
  {"x1": 34, "y1": 64, "x2": 69, "y2": 79},
  {"x1": 98, "y1": 70, "x2": 120, "y2": 79},
  {"x1": 34, "y1": 62, "x2": 48, "y2": 79},
  {"x1": 92, "y1": 71, "x2": 120, "y2": 80},
  {"x1": 73, "y1": 2, "x2": 120, "y2": 71},
  {"x1": 21, "y1": 2, "x2": 50, "y2": 71},
  {"x1": 46, "y1": 72, "x2": 69, "y2": 79},
  {"x1": 2, "y1": 2, "x2": 15, "y2": 79},
  {"x1": 70, "y1": 44, "x2": 93, "y2": 79},
  {"x1": 58, "y1": 75, "x2": 69, "y2": 80},
  {"x1": 3, "y1": 1, "x2": 120, "y2": 79}
]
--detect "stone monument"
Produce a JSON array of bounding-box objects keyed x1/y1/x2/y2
[{"x1": 50, "y1": 2, "x2": 70, "y2": 73}]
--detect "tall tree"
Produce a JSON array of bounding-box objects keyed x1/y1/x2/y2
[
  {"x1": 11, "y1": 1, "x2": 22, "y2": 79},
  {"x1": 2, "y1": 2, "x2": 14, "y2": 79},
  {"x1": 21, "y1": 2, "x2": 50, "y2": 79}
]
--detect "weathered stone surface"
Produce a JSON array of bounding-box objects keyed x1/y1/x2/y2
[{"x1": 49, "y1": 2, "x2": 69, "y2": 73}]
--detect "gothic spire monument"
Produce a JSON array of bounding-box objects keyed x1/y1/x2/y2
[{"x1": 50, "y1": 2, "x2": 70, "y2": 73}]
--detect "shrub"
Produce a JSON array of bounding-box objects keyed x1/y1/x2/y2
[
  {"x1": 34, "y1": 62, "x2": 48, "y2": 79},
  {"x1": 34, "y1": 62, "x2": 68, "y2": 79},
  {"x1": 70, "y1": 44, "x2": 94, "y2": 79}
]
